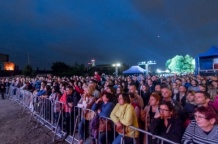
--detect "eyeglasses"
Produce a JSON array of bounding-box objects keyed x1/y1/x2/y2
[
  {"x1": 194, "y1": 114, "x2": 207, "y2": 120},
  {"x1": 158, "y1": 108, "x2": 170, "y2": 112}
]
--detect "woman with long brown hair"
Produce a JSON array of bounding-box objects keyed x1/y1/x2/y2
[{"x1": 140, "y1": 93, "x2": 161, "y2": 144}]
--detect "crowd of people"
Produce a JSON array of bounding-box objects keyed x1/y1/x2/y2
[{"x1": 1, "y1": 72, "x2": 218, "y2": 144}]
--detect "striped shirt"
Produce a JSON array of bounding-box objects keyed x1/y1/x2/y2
[{"x1": 182, "y1": 121, "x2": 218, "y2": 144}]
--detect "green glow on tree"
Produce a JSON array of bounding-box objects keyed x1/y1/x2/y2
[{"x1": 166, "y1": 54, "x2": 195, "y2": 74}]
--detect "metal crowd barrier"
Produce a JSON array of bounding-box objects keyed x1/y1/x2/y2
[{"x1": 8, "y1": 85, "x2": 179, "y2": 144}]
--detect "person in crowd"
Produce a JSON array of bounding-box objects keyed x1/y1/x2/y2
[
  {"x1": 74, "y1": 80, "x2": 84, "y2": 95},
  {"x1": 195, "y1": 91, "x2": 210, "y2": 107},
  {"x1": 0, "y1": 79, "x2": 6, "y2": 99},
  {"x1": 208, "y1": 80, "x2": 218, "y2": 101},
  {"x1": 110, "y1": 93, "x2": 139, "y2": 144},
  {"x1": 188, "y1": 79, "x2": 200, "y2": 92},
  {"x1": 78, "y1": 86, "x2": 95, "y2": 144},
  {"x1": 174, "y1": 85, "x2": 187, "y2": 107},
  {"x1": 33, "y1": 77, "x2": 42, "y2": 90},
  {"x1": 105, "y1": 86, "x2": 117, "y2": 105},
  {"x1": 4, "y1": 78, "x2": 11, "y2": 95},
  {"x1": 132, "y1": 76, "x2": 140, "y2": 90},
  {"x1": 49, "y1": 88, "x2": 62, "y2": 131},
  {"x1": 127, "y1": 76, "x2": 135, "y2": 90},
  {"x1": 150, "y1": 101, "x2": 183, "y2": 144},
  {"x1": 40, "y1": 85, "x2": 52, "y2": 98},
  {"x1": 161, "y1": 87, "x2": 182, "y2": 117},
  {"x1": 36, "y1": 81, "x2": 47, "y2": 96},
  {"x1": 91, "y1": 92, "x2": 115, "y2": 144},
  {"x1": 182, "y1": 106, "x2": 218, "y2": 144},
  {"x1": 94, "y1": 71, "x2": 101, "y2": 82},
  {"x1": 154, "y1": 84, "x2": 162, "y2": 93},
  {"x1": 140, "y1": 93, "x2": 161, "y2": 144},
  {"x1": 182, "y1": 90, "x2": 196, "y2": 127},
  {"x1": 171, "y1": 82, "x2": 179, "y2": 98},
  {"x1": 181, "y1": 78, "x2": 191, "y2": 89},
  {"x1": 129, "y1": 85, "x2": 144, "y2": 109},
  {"x1": 113, "y1": 79, "x2": 119, "y2": 90},
  {"x1": 139, "y1": 80, "x2": 145, "y2": 92},
  {"x1": 147, "y1": 79, "x2": 155, "y2": 93},
  {"x1": 40, "y1": 85, "x2": 52, "y2": 121},
  {"x1": 175, "y1": 78, "x2": 182, "y2": 87},
  {"x1": 199, "y1": 84, "x2": 207, "y2": 92},
  {"x1": 151, "y1": 75, "x2": 160, "y2": 87},
  {"x1": 128, "y1": 92, "x2": 141, "y2": 120},
  {"x1": 89, "y1": 79, "x2": 101, "y2": 99},
  {"x1": 116, "y1": 86, "x2": 124, "y2": 96},
  {"x1": 63, "y1": 86, "x2": 81, "y2": 138},
  {"x1": 121, "y1": 81, "x2": 128, "y2": 93},
  {"x1": 140, "y1": 84, "x2": 150, "y2": 106}
]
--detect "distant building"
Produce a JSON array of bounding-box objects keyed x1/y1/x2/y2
[{"x1": 91, "y1": 59, "x2": 95, "y2": 67}]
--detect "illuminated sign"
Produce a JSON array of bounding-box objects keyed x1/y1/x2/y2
[{"x1": 4, "y1": 62, "x2": 15, "y2": 71}]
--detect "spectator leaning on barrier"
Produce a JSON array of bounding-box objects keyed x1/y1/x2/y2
[
  {"x1": 150, "y1": 101, "x2": 183, "y2": 144},
  {"x1": 64, "y1": 85, "x2": 81, "y2": 138},
  {"x1": 110, "y1": 93, "x2": 139, "y2": 144},
  {"x1": 182, "y1": 106, "x2": 218, "y2": 144},
  {"x1": 36, "y1": 81, "x2": 47, "y2": 96},
  {"x1": 140, "y1": 93, "x2": 161, "y2": 144},
  {"x1": 78, "y1": 86, "x2": 95, "y2": 144},
  {"x1": 91, "y1": 92, "x2": 115, "y2": 144},
  {"x1": 49, "y1": 86, "x2": 62, "y2": 127}
]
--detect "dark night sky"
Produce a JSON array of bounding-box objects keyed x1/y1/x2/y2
[{"x1": 1, "y1": 0, "x2": 218, "y2": 70}]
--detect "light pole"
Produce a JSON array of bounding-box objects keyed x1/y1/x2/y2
[
  {"x1": 112, "y1": 63, "x2": 121, "y2": 77},
  {"x1": 138, "y1": 61, "x2": 156, "y2": 76}
]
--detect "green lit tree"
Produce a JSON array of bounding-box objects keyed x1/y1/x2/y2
[{"x1": 166, "y1": 54, "x2": 195, "y2": 74}]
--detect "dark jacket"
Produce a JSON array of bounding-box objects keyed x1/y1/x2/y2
[
  {"x1": 150, "y1": 117, "x2": 183, "y2": 144},
  {"x1": 0, "y1": 82, "x2": 6, "y2": 92},
  {"x1": 175, "y1": 93, "x2": 186, "y2": 107},
  {"x1": 66, "y1": 91, "x2": 81, "y2": 113},
  {"x1": 140, "y1": 90, "x2": 150, "y2": 106}
]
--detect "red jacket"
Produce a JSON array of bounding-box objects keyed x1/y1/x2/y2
[
  {"x1": 59, "y1": 93, "x2": 70, "y2": 112},
  {"x1": 75, "y1": 86, "x2": 84, "y2": 94}
]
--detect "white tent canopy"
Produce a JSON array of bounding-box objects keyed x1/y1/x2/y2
[{"x1": 123, "y1": 65, "x2": 146, "y2": 74}]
